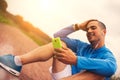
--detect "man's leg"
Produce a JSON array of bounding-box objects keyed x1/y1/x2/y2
[
  {"x1": 0, "y1": 42, "x2": 55, "y2": 76},
  {"x1": 50, "y1": 58, "x2": 71, "y2": 80},
  {"x1": 50, "y1": 58, "x2": 104, "y2": 80},
  {"x1": 19, "y1": 41, "x2": 67, "y2": 64},
  {"x1": 60, "y1": 71, "x2": 105, "y2": 80},
  {"x1": 19, "y1": 43, "x2": 54, "y2": 64},
  {"x1": 0, "y1": 42, "x2": 67, "y2": 76}
]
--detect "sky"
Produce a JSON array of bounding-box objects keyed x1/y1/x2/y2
[{"x1": 6, "y1": 0, "x2": 120, "y2": 62}]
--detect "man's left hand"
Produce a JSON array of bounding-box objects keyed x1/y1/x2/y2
[{"x1": 54, "y1": 46, "x2": 77, "y2": 65}]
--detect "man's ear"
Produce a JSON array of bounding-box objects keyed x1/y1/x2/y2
[{"x1": 102, "y1": 29, "x2": 106, "y2": 36}]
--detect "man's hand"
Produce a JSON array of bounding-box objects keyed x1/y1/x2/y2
[
  {"x1": 74, "y1": 19, "x2": 97, "y2": 31},
  {"x1": 54, "y1": 46, "x2": 77, "y2": 65}
]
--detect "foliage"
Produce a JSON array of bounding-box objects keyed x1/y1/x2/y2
[{"x1": 0, "y1": 0, "x2": 7, "y2": 11}]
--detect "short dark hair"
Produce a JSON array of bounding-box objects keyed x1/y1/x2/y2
[{"x1": 98, "y1": 21, "x2": 106, "y2": 29}]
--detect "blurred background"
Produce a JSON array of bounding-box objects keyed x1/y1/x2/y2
[
  {"x1": 6, "y1": 0, "x2": 120, "y2": 55},
  {"x1": 0, "y1": 0, "x2": 120, "y2": 80}
]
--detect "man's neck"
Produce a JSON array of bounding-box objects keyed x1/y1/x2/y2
[{"x1": 91, "y1": 40, "x2": 104, "y2": 49}]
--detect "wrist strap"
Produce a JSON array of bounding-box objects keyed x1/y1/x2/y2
[{"x1": 74, "y1": 24, "x2": 80, "y2": 31}]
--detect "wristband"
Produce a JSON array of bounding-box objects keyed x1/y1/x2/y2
[{"x1": 74, "y1": 24, "x2": 80, "y2": 31}]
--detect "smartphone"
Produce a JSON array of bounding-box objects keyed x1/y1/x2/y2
[{"x1": 52, "y1": 37, "x2": 62, "y2": 48}]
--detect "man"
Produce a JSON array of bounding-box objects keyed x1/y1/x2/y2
[
  {"x1": 0, "y1": 19, "x2": 117, "y2": 80},
  {"x1": 51, "y1": 19, "x2": 117, "y2": 80}
]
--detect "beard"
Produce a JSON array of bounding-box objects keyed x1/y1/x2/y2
[{"x1": 89, "y1": 38, "x2": 100, "y2": 49}]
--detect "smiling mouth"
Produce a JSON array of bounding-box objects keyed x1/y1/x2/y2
[{"x1": 87, "y1": 33, "x2": 95, "y2": 39}]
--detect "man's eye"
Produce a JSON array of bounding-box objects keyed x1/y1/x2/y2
[{"x1": 91, "y1": 26, "x2": 96, "y2": 30}]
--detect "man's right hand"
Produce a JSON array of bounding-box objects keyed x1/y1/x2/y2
[{"x1": 74, "y1": 19, "x2": 97, "y2": 31}]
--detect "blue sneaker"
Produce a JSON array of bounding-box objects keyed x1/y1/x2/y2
[{"x1": 0, "y1": 54, "x2": 22, "y2": 76}]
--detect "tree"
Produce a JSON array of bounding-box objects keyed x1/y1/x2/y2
[{"x1": 0, "y1": 0, "x2": 7, "y2": 12}]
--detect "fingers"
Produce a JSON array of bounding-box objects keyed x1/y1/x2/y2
[
  {"x1": 53, "y1": 52, "x2": 65, "y2": 63},
  {"x1": 84, "y1": 19, "x2": 98, "y2": 26},
  {"x1": 55, "y1": 52, "x2": 64, "y2": 57},
  {"x1": 54, "y1": 48, "x2": 64, "y2": 53},
  {"x1": 86, "y1": 19, "x2": 98, "y2": 25},
  {"x1": 53, "y1": 45, "x2": 69, "y2": 62},
  {"x1": 54, "y1": 46, "x2": 68, "y2": 52},
  {"x1": 80, "y1": 19, "x2": 98, "y2": 31},
  {"x1": 62, "y1": 45, "x2": 68, "y2": 50}
]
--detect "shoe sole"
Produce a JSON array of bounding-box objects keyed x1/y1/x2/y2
[{"x1": 0, "y1": 63, "x2": 20, "y2": 76}]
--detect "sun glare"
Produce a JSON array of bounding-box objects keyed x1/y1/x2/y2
[
  {"x1": 36, "y1": 0, "x2": 56, "y2": 13},
  {"x1": 41, "y1": 0, "x2": 50, "y2": 11}
]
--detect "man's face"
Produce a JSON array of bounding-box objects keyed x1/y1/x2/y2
[{"x1": 86, "y1": 21, "x2": 105, "y2": 43}]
